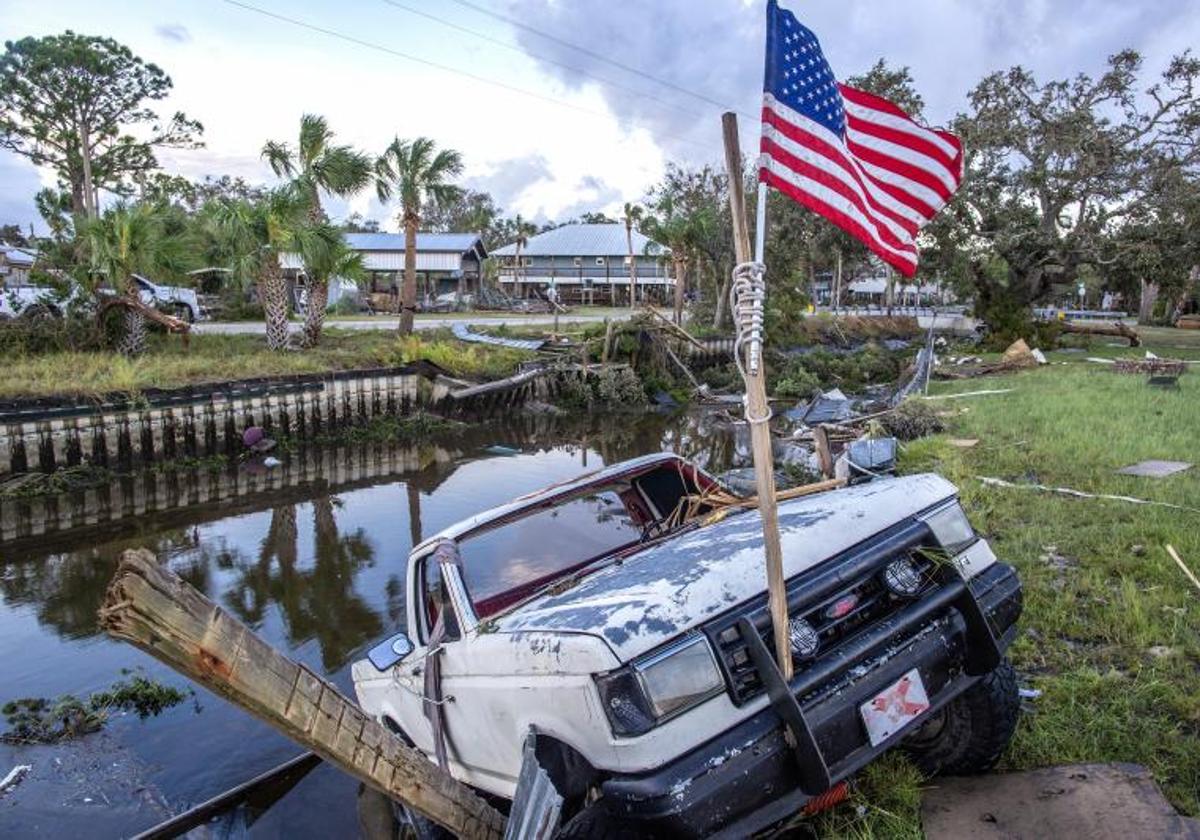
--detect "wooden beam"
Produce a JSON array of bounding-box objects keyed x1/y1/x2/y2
[
  {"x1": 722, "y1": 112, "x2": 794, "y2": 683},
  {"x1": 98, "y1": 549, "x2": 506, "y2": 840}
]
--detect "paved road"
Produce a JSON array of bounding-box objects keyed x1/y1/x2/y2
[{"x1": 193, "y1": 313, "x2": 624, "y2": 335}]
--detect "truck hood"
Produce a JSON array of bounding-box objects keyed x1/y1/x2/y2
[{"x1": 494, "y1": 473, "x2": 956, "y2": 662}]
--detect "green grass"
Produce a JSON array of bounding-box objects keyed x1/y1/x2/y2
[
  {"x1": 0, "y1": 328, "x2": 531, "y2": 399},
  {"x1": 811, "y1": 333, "x2": 1200, "y2": 836}
]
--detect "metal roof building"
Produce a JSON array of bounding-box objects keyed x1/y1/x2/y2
[{"x1": 492, "y1": 223, "x2": 665, "y2": 258}]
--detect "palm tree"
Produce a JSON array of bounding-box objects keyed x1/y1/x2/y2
[
  {"x1": 511, "y1": 214, "x2": 537, "y2": 300},
  {"x1": 623, "y1": 202, "x2": 644, "y2": 308},
  {"x1": 263, "y1": 115, "x2": 372, "y2": 344},
  {"x1": 207, "y1": 187, "x2": 309, "y2": 350},
  {"x1": 642, "y1": 197, "x2": 713, "y2": 325},
  {"x1": 81, "y1": 202, "x2": 183, "y2": 356},
  {"x1": 375, "y1": 137, "x2": 463, "y2": 335},
  {"x1": 296, "y1": 222, "x2": 366, "y2": 346}
]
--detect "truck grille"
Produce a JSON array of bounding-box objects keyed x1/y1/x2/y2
[{"x1": 704, "y1": 521, "x2": 939, "y2": 706}]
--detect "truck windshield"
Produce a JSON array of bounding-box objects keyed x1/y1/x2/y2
[{"x1": 459, "y1": 489, "x2": 643, "y2": 618}]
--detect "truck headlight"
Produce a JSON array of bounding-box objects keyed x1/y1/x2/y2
[
  {"x1": 595, "y1": 635, "x2": 724, "y2": 737},
  {"x1": 920, "y1": 502, "x2": 977, "y2": 555}
]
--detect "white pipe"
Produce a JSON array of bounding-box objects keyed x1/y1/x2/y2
[{"x1": 753, "y1": 181, "x2": 768, "y2": 264}]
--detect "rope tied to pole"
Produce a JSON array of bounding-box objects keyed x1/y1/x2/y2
[{"x1": 731, "y1": 260, "x2": 771, "y2": 424}]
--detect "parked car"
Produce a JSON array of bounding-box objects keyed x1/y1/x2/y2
[{"x1": 353, "y1": 453, "x2": 1023, "y2": 837}]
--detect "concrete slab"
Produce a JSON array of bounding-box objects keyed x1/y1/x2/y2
[
  {"x1": 922, "y1": 763, "x2": 1200, "y2": 840},
  {"x1": 1116, "y1": 460, "x2": 1193, "y2": 478}
]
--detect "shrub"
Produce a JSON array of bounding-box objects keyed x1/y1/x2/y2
[{"x1": 881, "y1": 399, "x2": 946, "y2": 441}]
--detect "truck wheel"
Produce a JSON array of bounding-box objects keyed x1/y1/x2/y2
[{"x1": 903, "y1": 658, "x2": 1020, "y2": 776}]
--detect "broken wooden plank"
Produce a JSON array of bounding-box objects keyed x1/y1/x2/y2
[
  {"x1": 98, "y1": 549, "x2": 506, "y2": 840},
  {"x1": 1166, "y1": 545, "x2": 1200, "y2": 596}
]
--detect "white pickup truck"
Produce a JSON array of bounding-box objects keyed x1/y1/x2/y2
[
  {"x1": 353, "y1": 453, "x2": 1023, "y2": 837},
  {"x1": 0, "y1": 274, "x2": 203, "y2": 322}
]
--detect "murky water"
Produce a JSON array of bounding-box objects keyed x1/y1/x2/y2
[{"x1": 0, "y1": 410, "x2": 739, "y2": 838}]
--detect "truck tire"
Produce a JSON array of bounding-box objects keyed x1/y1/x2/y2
[
  {"x1": 903, "y1": 658, "x2": 1020, "y2": 776},
  {"x1": 556, "y1": 803, "x2": 630, "y2": 840}
]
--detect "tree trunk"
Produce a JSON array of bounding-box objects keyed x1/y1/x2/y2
[
  {"x1": 834, "y1": 251, "x2": 843, "y2": 312},
  {"x1": 673, "y1": 256, "x2": 686, "y2": 325},
  {"x1": 1138, "y1": 278, "x2": 1159, "y2": 326},
  {"x1": 400, "y1": 215, "x2": 418, "y2": 336},
  {"x1": 514, "y1": 242, "x2": 524, "y2": 300},
  {"x1": 118, "y1": 308, "x2": 148, "y2": 357},
  {"x1": 303, "y1": 279, "x2": 330, "y2": 347},
  {"x1": 626, "y1": 224, "x2": 637, "y2": 309},
  {"x1": 77, "y1": 111, "x2": 97, "y2": 219},
  {"x1": 713, "y1": 264, "x2": 731, "y2": 331},
  {"x1": 261, "y1": 256, "x2": 292, "y2": 351},
  {"x1": 98, "y1": 549, "x2": 506, "y2": 840}
]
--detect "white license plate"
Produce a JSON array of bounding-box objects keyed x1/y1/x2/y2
[{"x1": 859, "y1": 668, "x2": 931, "y2": 747}]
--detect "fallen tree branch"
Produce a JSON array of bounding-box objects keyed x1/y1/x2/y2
[
  {"x1": 975, "y1": 476, "x2": 1200, "y2": 515},
  {"x1": 1060, "y1": 320, "x2": 1141, "y2": 347},
  {"x1": 98, "y1": 549, "x2": 505, "y2": 840},
  {"x1": 98, "y1": 295, "x2": 192, "y2": 342}
]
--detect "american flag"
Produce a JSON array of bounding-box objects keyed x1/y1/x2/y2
[{"x1": 759, "y1": 0, "x2": 963, "y2": 277}]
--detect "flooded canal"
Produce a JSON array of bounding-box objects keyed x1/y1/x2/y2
[{"x1": 0, "y1": 410, "x2": 739, "y2": 838}]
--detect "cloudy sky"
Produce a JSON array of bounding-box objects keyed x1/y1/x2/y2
[{"x1": 2, "y1": 0, "x2": 1198, "y2": 233}]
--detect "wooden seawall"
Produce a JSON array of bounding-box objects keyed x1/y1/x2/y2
[{"x1": 0, "y1": 362, "x2": 591, "y2": 478}]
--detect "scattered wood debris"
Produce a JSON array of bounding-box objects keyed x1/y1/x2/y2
[
  {"x1": 933, "y1": 339, "x2": 1045, "y2": 381},
  {"x1": 1113, "y1": 357, "x2": 1188, "y2": 377}
]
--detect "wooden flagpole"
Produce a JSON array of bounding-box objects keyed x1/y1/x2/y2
[{"x1": 722, "y1": 112, "x2": 793, "y2": 681}]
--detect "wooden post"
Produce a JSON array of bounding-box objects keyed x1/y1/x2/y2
[
  {"x1": 813, "y1": 425, "x2": 833, "y2": 479},
  {"x1": 98, "y1": 549, "x2": 505, "y2": 840},
  {"x1": 722, "y1": 112, "x2": 793, "y2": 682}
]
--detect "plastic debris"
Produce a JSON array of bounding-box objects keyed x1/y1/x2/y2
[
  {"x1": 1019, "y1": 688, "x2": 1042, "y2": 700},
  {"x1": 262, "y1": 456, "x2": 281, "y2": 468}
]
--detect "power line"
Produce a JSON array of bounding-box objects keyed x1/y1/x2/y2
[
  {"x1": 442, "y1": 0, "x2": 759, "y2": 123},
  {"x1": 378, "y1": 0, "x2": 706, "y2": 123},
  {"x1": 218, "y1": 0, "x2": 727, "y2": 155}
]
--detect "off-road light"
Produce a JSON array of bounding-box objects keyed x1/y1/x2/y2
[
  {"x1": 788, "y1": 617, "x2": 820, "y2": 660},
  {"x1": 883, "y1": 557, "x2": 922, "y2": 597}
]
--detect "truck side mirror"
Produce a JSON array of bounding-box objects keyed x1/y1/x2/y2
[{"x1": 367, "y1": 632, "x2": 414, "y2": 671}]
